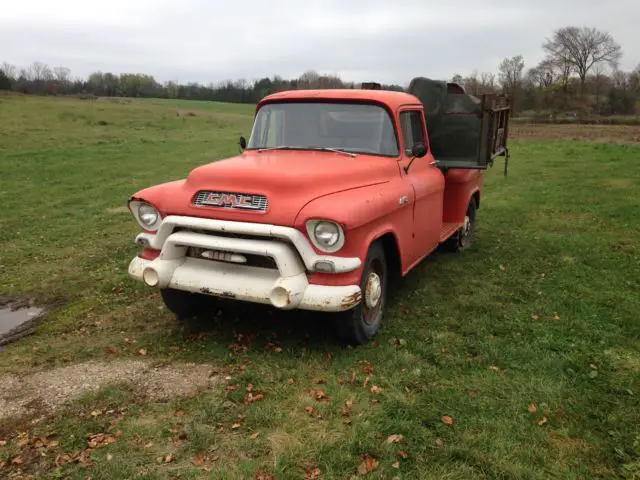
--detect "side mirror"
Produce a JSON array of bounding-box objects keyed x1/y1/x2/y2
[
  {"x1": 238, "y1": 136, "x2": 247, "y2": 150},
  {"x1": 411, "y1": 142, "x2": 427, "y2": 158}
]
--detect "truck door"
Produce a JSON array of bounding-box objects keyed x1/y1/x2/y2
[{"x1": 398, "y1": 108, "x2": 444, "y2": 263}]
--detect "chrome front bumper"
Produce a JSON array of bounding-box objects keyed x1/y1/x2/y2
[{"x1": 128, "y1": 215, "x2": 362, "y2": 312}]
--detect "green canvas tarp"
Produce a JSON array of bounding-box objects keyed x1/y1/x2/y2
[{"x1": 408, "y1": 77, "x2": 484, "y2": 165}]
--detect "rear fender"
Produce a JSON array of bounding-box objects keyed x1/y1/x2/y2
[{"x1": 442, "y1": 169, "x2": 483, "y2": 223}]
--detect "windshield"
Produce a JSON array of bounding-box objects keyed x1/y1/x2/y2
[{"x1": 247, "y1": 102, "x2": 399, "y2": 156}]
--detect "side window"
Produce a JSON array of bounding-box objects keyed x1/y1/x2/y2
[{"x1": 399, "y1": 111, "x2": 426, "y2": 155}]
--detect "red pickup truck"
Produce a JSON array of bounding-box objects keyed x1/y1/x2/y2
[{"x1": 127, "y1": 78, "x2": 510, "y2": 344}]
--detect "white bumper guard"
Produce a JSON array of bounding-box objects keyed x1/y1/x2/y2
[{"x1": 128, "y1": 216, "x2": 363, "y2": 312}]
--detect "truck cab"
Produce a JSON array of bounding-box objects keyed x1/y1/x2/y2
[{"x1": 127, "y1": 79, "x2": 510, "y2": 344}]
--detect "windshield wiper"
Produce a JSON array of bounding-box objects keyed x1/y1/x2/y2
[
  {"x1": 256, "y1": 146, "x2": 301, "y2": 153},
  {"x1": 305, "y1": 147, "x2": 357, "y2": 158},
  {"x1": 255, "y1": 146, "x2": 357, "y2": 157}
]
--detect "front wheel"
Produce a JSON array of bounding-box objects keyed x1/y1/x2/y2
[{"x1": 335, "y1": 241, "x2": 388, "y2": 345}]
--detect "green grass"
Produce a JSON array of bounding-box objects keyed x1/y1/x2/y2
[{"x1": 0, "y1": 93, "x2": 639, "y2": 479}]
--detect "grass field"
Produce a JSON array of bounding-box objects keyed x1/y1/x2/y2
[{"x1": 0, "y1": 93, "x2": 639, "y2": 479}]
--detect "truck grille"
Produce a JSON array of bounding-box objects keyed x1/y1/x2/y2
[
  {"x1": 193, "y1": 191, "x2": 269, "y2": 212},
  {"x1": 187, "y1": 247, "x2": 278, "y2": 270}
]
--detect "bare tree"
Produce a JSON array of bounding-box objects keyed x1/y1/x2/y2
[
  {"x1": 480, "y1": 72, "x2": 496, "y2": 91},
  {"x1": 53, "y1": 66, "x2": 71, "y2": 83},
  {"x1": 498, "y1": 55, "x2": 525, "y2": 91},
  {"x1": 543, "y1": 26, "x2": 622, "y2": 93},
  {"x1": 1, "y1": 62, "x2": 17, "y2": 80},
  {"x1": 29, "y1": 61, "x2": 48, "y2": 81}
]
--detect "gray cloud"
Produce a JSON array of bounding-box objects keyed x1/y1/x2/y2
[{"x1": 2, "y1": 0, "x2": 638, "y2": 85}]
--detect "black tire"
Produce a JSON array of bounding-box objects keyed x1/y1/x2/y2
[
  {"x1": 443, "y1": 198, "x2": 477, "y2": 253},
  {"x1": 160, "y1": 288, "x2": 216, "y2": 319},
  {"x1": 335, "y1": 241, "x2": 388, "y2": 345}
]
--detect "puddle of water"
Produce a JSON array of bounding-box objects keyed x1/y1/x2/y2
[{"x1": 0, "y1": 306, "x2": 44, "y2": 336}]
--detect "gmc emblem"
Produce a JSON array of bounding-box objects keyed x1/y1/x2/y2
[{"x1": 194, "y1": 191, "x2": 268, "y2": 211}]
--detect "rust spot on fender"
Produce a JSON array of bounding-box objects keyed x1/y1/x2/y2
[{"x1": 341, "y1": 291, "x2": 362, "y2": 309}]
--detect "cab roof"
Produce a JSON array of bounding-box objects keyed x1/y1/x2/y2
[{"x1": 258, "y1": 89, "x2": 422, "y2": 111}]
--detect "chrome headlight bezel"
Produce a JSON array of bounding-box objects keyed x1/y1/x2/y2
[
  {"x1": 129, "y1": 200, "x2": 162, "y2": 232},
  {"x1": 305, "y1": 219, "x2": 345, "y2": 253}
]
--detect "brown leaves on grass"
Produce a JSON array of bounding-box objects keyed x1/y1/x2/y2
[
  {"x1": 246, "y1": 392, "x2": 264, "y2": 404},
  {"x1": 396, "y1": 450, "x2": 408, "y2": 459},
  {"x1": 441, "y1": 416, "x2": 454, "y2": 425},
  {"x1": 306, "y1": 466, "x2": 321, "y2": 479},
  {"x1": 435, "y1": 438, "x2": 444, "y2": 448},
  {"x1": 392, "y1": 461, "x2": 400, "y2": 468},
  {"x1": 174, "y1": 410, "x2": 185, "y2": 417},
  {"x1": 305, "y1": 406, "x2": 315, "y2": 416},
  {"x1": 528, "y1": 403, "x2": 537, "y2": 413},
  {"x1": 193, "y1": 455, "x2": 206, "y2": 465},
  {"x1": 537, "y1": 417, "x2": 548, "y2": 426},
  {"x1": 255, "y1": 470, "x2": 276, "y2": 480},
  {"x1": 386, "y1": 434, "x2": 404, "y2": 444},
  {"x1": 0, "y1": 440, "x2": 6, "y2": 447},
  {"x1": 249, "y1": 432, "x2": 260, "y2": 440},
  {"x1": 357, "y1": 454, "x2": 379, "y2": 475},
  {"x1": 370, "y1": 385, "x2": 383, "y2": 395},
  {"x1": 137, "y1": 348, "x2": 148, "y2": 356},
  {"x1": 310, "y1": 389, "x2": 329, "y2": 403},
  {"x1": 87, "y1": 433, "x2": 116, "y2": 449}
]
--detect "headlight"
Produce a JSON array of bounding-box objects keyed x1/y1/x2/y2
[
  {"x1": 138, "y1": 204, "x2": 159, "y2": 228},
  {"x1": 306, "y1": 220, "x2": 345, "y2": 253},
  {"x1": 129, "y1": 200, "x2": 162, "y2": 231}
]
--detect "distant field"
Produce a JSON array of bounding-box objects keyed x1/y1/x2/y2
[{"x1": 0, "y1": 93, "x2": 639, "y2": 479}]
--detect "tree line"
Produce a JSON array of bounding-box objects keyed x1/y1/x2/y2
[{"x1": 1, "y1": 26, "x2": 638, "y2": 116}]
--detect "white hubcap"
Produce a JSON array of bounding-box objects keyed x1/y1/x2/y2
[
  {"x1": 462, "y1": 215, "x2": 471, "y2": 236},
  {"x1": 365, "y1": 272, "x2": 382, "y2": 309}
]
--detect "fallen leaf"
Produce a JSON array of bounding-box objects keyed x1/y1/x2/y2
[
  {"x1": 357, "y1": 454, "x2": 379, "y2": 475},
  {"x1": 488, "y1": 365, "x2": 500, "y2": 372},
  {"x1": 531, "y1": 314, "x2": 540, "y2": 321},
  {"x1": 306, "y1": 466, "x2": 321, "y2": 479},
  {"x1": 231, "y1": 423, "x2": 242, "y2": 430},
  {"x1": 392, "y1": 461, "x2": 400, "y2": 468},
  {"x1": 528, "y1": 403, "x2": 537, "y2": 413},
  {"x1": 137, "y1": 348, "x2": 147, "y2": 356},
  {"x1": 305, "y1": 406, "x2": 315, "y2": 416},
  {"x1": 250, "y1": 432, "x2": 260, "y2": 440},
  {"x1": 441, "y1": 415, "x2": 454, "y2": 425},
  {"x1": 12, "y1": 456, "x2": 23, "y2": 465},
  {"x1": 370, "y1": 385, "x2": 383, "y2": 394},
  {"x1": 287, "y1": 378, "x2": 294, "y2": 385},
  {"x1": 107, "y1": 454, "x2": 113, "y2": 461},
  {"x1": 165, "y1": 454, "x2": 175, "y2": 463},
  {"x1": 144, "y1": 442, "x2": 154, "y2": 448},
  {"x1": 396, "y1": 450, "x2": 408, "y2": 459},
  {"x1": 389, "y1": 338, "x2": 400, "y2": 345},
  {"x1": 255, "y1": 470, "x2": 276, "y2": 480},
  {"x1": 311, "y1": 389, "x2": 329, "y2": 403},
  {"x1": 552, "y1": 314, "x2": 560, "y2": 321},
  {"x1": 0, "y1": 440, "x2": 6, "y2": 446},
  {"x1": 246, "y1": 383, "x2": 255, "y2": 392},
  {"x1": 537, "y1": 417, "x2": 548, "y2": 426},
  {"x1": 105, "y1": 346, "x2": 118, "y2": 355},
  {"x1": 193, "y1": 455, "x2": 206, "y2": 465},
  {"x1": 350, "y1": 369, "x2": 357, "y2": 384},
  {"x1": 471, "y1": 392, "x2": 478, "y2": 399},
  {"x1": 435, "y1": 438, "x2": 444, "y2": 448},
  {"x1": 338, "y1": 377, "x2": 345, "y2": 384},
  {"x1": 273, "y1": 347, "x2": 283, "y2": 353},
  {"x1": 386, "y1": 434, "x2": 405, "y2": 444},
  {"x1": 499, "y1": 264, "x2": 506, "y2": 271},
  {"x1": 175, "y1": 410, "x2": 185, "y2": 417},
  {"x1": 246, "y1": 392, "x2": 264, "y2": 404}
]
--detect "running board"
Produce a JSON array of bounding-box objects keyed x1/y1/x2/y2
[{"x1": 439, "y1": 222, "x2": 461, "y2": 242}]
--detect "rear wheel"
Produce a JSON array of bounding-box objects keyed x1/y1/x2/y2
[
  {"x1": 160, "y1": 288, "x2": 216, "y2": 320},
  {"x1": 443, "y1": 198, "x2": 477, "y2": 252},
  {"x1": 335, "y1": 241, "x2": 388, "y2": 345}
]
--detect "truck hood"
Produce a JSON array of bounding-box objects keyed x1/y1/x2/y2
[{"x1": 133, "y1": 150, "x2": 399, "y2": 226}]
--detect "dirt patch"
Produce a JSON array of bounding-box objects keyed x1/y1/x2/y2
[
  {"x1": 510, "y1": 124, "x2": 640, "y2": 144},
  {"x1": 0, "y1": 360, "x2": 219, "y2": 422},
  {"x1": 0, "y1": 296, "x2": 49, "y2": 346}
]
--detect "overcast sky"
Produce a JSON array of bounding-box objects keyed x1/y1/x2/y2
[{"x1": 2, "y1": 0, "x2": 638, "y2": 86}]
